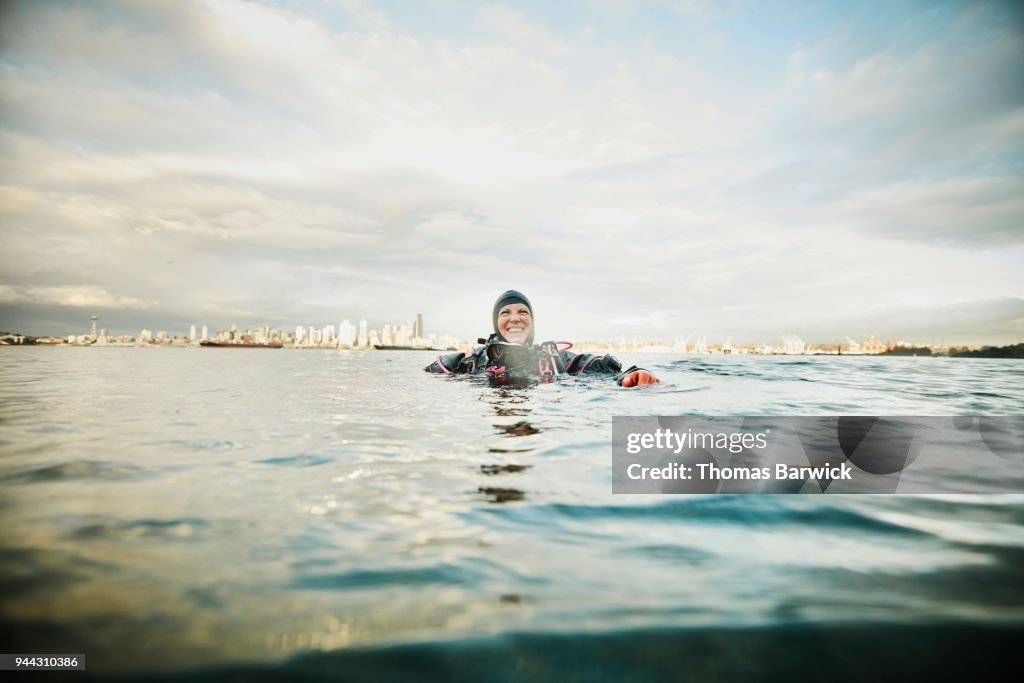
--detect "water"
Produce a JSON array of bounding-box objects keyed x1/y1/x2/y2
[{"x1": 1, "y1": 348, "x2": 1021, "y2": 679}]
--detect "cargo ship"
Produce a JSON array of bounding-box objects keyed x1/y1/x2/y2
[
  {"x1": 373, "y1": 345, "x2": 455, "y2": 351},
  {"x1": 200, "y1": 341, "x2": 284, "y2": 349}
]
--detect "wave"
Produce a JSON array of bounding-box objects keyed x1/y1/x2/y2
[{"x1": 57, "y1": 622, "x2": 1020, "y2": 681}]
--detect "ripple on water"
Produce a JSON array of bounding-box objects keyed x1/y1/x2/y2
[
  {"x1": 513, "y1": 499, "x2": 931, "y2": 537},
  {"x1": 290, "y1": 565, "x2": 484, "y2": 591},
  {"x1": 0, "y1": 460, "x2": 147, "y2": 483},
  {"x1": 70, "y1": 518, "x2": 212, "y2": 541},
  {"x1": 253, "y1": 454, "x2": 334, "y2": 468}
]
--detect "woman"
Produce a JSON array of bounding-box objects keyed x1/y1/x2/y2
[{"x1": 424, "y1": 290, "x2": 660, "y2": 387}]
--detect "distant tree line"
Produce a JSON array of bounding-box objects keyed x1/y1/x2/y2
[
  {"x1": 879, "y1": 346, "x2": 933, "y2": 356},
  {"x1": 949, "y1": 343, "x2": 1024, "y2": 359}
]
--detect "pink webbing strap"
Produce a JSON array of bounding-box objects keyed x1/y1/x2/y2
[
  {"x1": 577, "y1": 355, "x2": 601, "y2": 374},
  {"x1": 434, "y1": 355, "x2": 452, "y2": 375}
]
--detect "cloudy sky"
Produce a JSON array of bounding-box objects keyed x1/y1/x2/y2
[{"x1": 1, "y1": 0, "x2": 1022, "y2": 344}]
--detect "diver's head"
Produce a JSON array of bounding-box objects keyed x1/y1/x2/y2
[{"x1": 493, "y1": 290, "x2": 534, "y2": 344}]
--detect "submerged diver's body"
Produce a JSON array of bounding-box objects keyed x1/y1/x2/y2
[{"x1": 424, "y1": 290, "x2": 659, "y2": 387}]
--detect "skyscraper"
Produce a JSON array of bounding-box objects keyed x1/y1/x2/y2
[
  {"x1": 338, "y1": 320, "x2": 354, "y2": 348},
  {"x1": 414, "y1": 313, "x2": 423, "y2": 340},
  {"x1": 358, "y1": 319, "x2": 368, "y2": 348}
]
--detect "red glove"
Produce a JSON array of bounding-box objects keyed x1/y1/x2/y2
[{"x1": 621, "y1": 370, "x2": 660, "y2": 387}]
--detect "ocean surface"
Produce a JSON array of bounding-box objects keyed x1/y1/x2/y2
[{"x1": 0, "y1": 347, "x2": 1021, "y2": 680}]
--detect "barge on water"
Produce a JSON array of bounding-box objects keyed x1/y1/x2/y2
[{"x1": 199, "y1": 341, "x2": 284, "y2": 349}]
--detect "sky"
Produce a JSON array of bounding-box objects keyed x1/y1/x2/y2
[{"x1": 1, "y1": 0, "x2": 1022, "y2": 344}]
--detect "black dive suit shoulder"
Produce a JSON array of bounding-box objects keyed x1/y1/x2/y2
[{"x1": 424, "y1": 341, "x2": 643, "y2": 386}]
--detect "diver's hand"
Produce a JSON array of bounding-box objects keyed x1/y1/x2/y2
[{"x1": 621, "y1": 370, "x2": 660, "y2": 387}]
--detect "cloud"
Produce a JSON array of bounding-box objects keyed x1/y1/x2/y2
[
  {"x1": 475, "y1": 5, "x2": 568, "y2": 56},
  {"x1": 0, "y1": 0, "x2": 1021, "y2": 343},
  {"x1": 0, "y1": 285, "x2": 157, "y2": 309},
  {"x1": 736, "y1": 10, "x2": 1024, "y2": 247},
  {"x1": 834, "y1": 177, "x2": 1024, "y2": 247}
]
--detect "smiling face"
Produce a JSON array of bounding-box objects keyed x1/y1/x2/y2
[{"x1": 497, "y1": 304, "x2": 533, "y2": 344}]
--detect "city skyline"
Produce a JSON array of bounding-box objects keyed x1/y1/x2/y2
[
  {"x1": 1, "y1": 1, "x2": 1022, "y2": 345},
  {"x1": 4, "y1": 309, "x2": 994, "y2": 351}
]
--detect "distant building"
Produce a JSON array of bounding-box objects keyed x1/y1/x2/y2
[
  {"x1": 861, "y1": 335, "x2": 886, "y2": 354},
  {"x1": 358, "y1": 319, "x2": 368, "y2": 347},
  {"x1": 782, "y1": 335, "x2": 806, "y2": 354},
  {"x1": 395, "y1": 323, "x2": 409, "y2": 346},
  {"x1": 338, "y1": 320, "x2": 354, "y2": 347},
  {"x1": 189, "y1": 324, "x2": 196, "y2": 341},
  {"x1": 414, "y1": 313, "x2": 423, "y2": 340}
]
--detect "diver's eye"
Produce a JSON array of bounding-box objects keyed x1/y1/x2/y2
[{"x1": 499, "y1": 307, "x2": 529, "y2": 320}]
